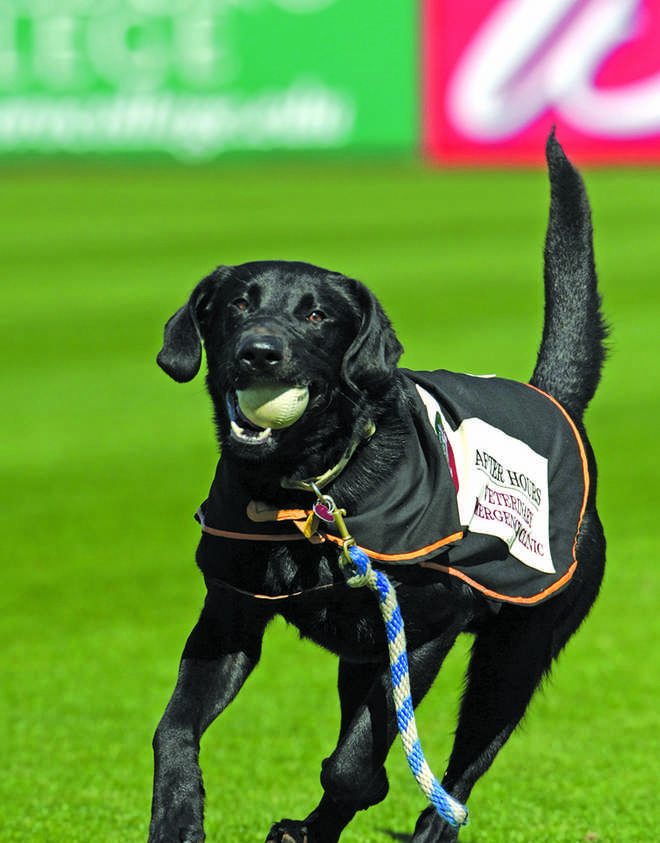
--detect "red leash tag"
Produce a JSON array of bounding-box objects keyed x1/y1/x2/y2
[{"x1": 313, "y1": 501, "x2": 335, "y2": 523}]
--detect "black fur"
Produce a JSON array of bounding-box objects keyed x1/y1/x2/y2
[
  {"x1": 148, "y1": 133, "x2": 606, "y2": 843},
  {"x1": 530, "y1": 132, "x2": 609, "y2": 420}
]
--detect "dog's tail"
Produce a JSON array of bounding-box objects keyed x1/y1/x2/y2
[{"x1": 530, "y1": 131, "x2": 608, "y2": 422}]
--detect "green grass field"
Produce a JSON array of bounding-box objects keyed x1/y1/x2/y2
[{"x1": 2, "y1": 155, "x2": 658, "y2": 843}]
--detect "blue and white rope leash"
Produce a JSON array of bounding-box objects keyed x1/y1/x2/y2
[{"x1": 310, "y1": 489, "x2": 468, "y2": 830}]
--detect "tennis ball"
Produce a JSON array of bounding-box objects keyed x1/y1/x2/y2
[{"x1": 237, "y1": 383, "x2": 309, "y2": 429}]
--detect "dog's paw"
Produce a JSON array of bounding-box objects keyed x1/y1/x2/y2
[{"x1": 266, "y1": 819, "x2": 309, "y2": 843}]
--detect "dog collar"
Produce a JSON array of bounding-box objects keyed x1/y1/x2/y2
[{"x1": 280, "y1": 420, "x2": 375, "y2": 493}]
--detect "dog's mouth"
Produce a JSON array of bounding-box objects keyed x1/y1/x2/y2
[{"x1": 226, "y1": 391, "x2": 274, "y2": 445}]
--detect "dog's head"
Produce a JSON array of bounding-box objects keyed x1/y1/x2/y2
[{"x1": 157, "y1": 261, "x2": 403, "y2": 464}]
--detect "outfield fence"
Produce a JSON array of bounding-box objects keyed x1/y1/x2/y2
[{"x1": 2, "y1": 0, "x2": 660, "y2": 163}]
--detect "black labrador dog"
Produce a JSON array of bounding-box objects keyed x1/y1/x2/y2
[{"x1": 149, "y1": 133, "x2": 607, "y2": 843}]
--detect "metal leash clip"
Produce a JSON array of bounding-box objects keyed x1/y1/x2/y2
[{"x1": 308, "y1": 483, "x2": 357, "y2": 573}]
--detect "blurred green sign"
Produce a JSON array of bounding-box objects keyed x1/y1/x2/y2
[{"x1": 0, "y1": 0, "x2": 416, "y2": 159}]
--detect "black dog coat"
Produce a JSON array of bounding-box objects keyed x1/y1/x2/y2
[{"x1": 197, "y1": 369, "x2": 589, "y2": 606}]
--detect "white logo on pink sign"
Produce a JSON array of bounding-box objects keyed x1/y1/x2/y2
[{"x1": 446, "y1": 0, "x2": 660, "y2": 141}]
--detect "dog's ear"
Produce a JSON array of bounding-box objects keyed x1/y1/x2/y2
[
  {"x1": 157, "y1": 269, "x2": 226, "y2": 382},
  {"x1": 341, "y1": 279, "x2": 403, "y2": 395}
]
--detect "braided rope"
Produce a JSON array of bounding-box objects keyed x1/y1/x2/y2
[{"x1": 343, "y1": 544, "x2": 468, "y2": 830}]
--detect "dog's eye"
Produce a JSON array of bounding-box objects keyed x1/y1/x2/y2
[
  {"x1": 232, "y1": 298, "x2": 249, "y2": 312},
  {"x1": 308, "y1": 310, "x2": 326, "y2": 323}
]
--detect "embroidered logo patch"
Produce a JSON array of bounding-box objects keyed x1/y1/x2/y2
[{"x1": 416, "y1": 385, "x2": 554, "y2": 574}]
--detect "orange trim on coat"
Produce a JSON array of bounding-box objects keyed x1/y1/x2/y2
[
  {"x1": 419, "y1": 558, "x2": 579, "y2": 605},
  {"x1": 527, "y1": 384, "x2": 590, "y2": 599},
  {"x1": 202, "y1": 514, "x2": 464, "y2": 562},
  {"x1": 343, "y1": 532, "x2": 465, "y2": 562},
  {"x1": 526, "y1": 383, "x2": 590, "y2": 510},
  {"x1": 247, "y1": 500, "x2": 309, "y2": 523},
  {"x1": 248, "y1": 503, "x2": 467, "y2": 561},
  {"x1": 201, "y1": 524, "x2": 308, "y2": 542}
]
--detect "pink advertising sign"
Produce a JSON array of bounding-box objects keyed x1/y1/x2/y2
[{"x1": 423, "y1": 0, "x2": 660, "y2": 163}]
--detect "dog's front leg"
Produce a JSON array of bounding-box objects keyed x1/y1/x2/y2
[{"x1": 149, "y1": 591, "x2": 268, "y2": 843}]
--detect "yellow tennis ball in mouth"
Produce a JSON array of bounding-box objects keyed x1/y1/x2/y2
[{"x1": 236, "y1": 383, "x2": 309, "y2": 430}]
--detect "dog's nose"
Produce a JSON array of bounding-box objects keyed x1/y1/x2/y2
[{"x1": 237, "y1": 335, "x2": 284, "y2": 373}]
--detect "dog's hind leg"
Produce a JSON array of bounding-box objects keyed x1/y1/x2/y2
[
  {"x1": 412, "y1": 541, "x2": 604, "y2": 843},
  {"x1": 266, "y1": 633, "x2": 460, "y2": 843},
  {"x1": 410, "y1": 607, "x2": 555, "y2": 843}
]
